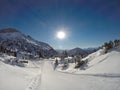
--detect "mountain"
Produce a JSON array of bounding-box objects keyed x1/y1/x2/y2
[
  {"x1": 0, "y1": 28, "x2": 57, "y2": 59},
  {"x1": 56, "y1": 49, "x2": 65, "y2": 54},
  {"x1": 66, "y1": 47, "x2": 99, "y2": 56},
  {"x1": 83, "y1": 47, "x2": 99, "y2": 54},
  {"x1": 67, "y1": 47, "x2": 87, "y2": 56},
  {"x1": 57, "y1": 45, "x2": 120, "y2": 75}
]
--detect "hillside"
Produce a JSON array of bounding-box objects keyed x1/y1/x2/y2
[
  {"x1": 0, "y1": 28, "x2": 57, "y2": 59},
  {"x1": 57, "y1": 46, "x2": 120, "y2": 76}
]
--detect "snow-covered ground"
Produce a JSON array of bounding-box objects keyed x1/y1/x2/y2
[
  {"x1": 0, "y1": 46, "x2": 120, "y2": 90},
  {"x1": 57, "y1": 47, "x2": 120, "y2": 75},
  {"x1": 0, "y1": 55, "x2": 42, "y2": 90},
  {"x1": 37, "y1": 61, "x2": 120, "y2": 90}
]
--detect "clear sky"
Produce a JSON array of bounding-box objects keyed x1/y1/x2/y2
[{"x1": 0, "y1": 0, "x2": 120, "y2": 49}]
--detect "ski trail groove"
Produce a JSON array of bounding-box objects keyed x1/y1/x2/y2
[
  {"x1": 26, "y1": 74, "x2": 41, "y2": 90},
  {"x1": 26, "y1": 61, "x2": 44, "y2": 90}
]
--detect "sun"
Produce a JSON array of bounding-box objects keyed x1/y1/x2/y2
[{"x1": 57, "y1": 31, "x2": 66, "y2": 39}]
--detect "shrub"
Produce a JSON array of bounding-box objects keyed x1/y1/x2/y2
[{"x1": 75, "y1": 60, "x2": 85, "y2": 68}]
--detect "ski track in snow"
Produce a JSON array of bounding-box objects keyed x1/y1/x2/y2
[
  {"x1": 35, "y1": 60, "x2": 120, "y2": 90},
  {"x1": 57, "y1": 70, "x2": 120, "y2": 78},
  {"x1": 26, "y1": 61, "x2": 45, "y2": 90},
  {"x1": 1, "y1": 58, "x2": 120, "y2": 90},
  {"x1": 26, "y1": 74, "x2": 41, "y2": 90},
  {"x1": 25, "y1": 60, "x2": 120, "y2": 90}
]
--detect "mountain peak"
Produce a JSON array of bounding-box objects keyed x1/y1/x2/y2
[
  {"x1": 0, "y1": 28, "x2": 20, "y2": 33},
  {"x1": 0, "y1": 28, "x2": 57, "y2": 58},
  {"x1": 73, "y1": 47, "x2": 83, "y2": 50}
]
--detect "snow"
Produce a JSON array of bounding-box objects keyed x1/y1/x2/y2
[
  {"x1": 0, "y1": 32, "x2": 24, "y2": 39},
  {"x1": 0, "y1": 55, "x2": 42, "y2": 90},
  {"x1": 0, "y1": 47, "x2": 120, "y2": 90},
  {"x1": 82, "y1": 48, "x2": 105, "y2": 61},
  {"x1": 81, "y1": 51, "x2": 120, "y2": 74},
  {"x1": 0, "y1": 28, "x2": 57, "y2": 58},
  {"x1": 56, "y1": 47, "x2": 120, "y2": 76},
  {"x1": 57, "y1": 47, "x2": 117, "y2": 72}
]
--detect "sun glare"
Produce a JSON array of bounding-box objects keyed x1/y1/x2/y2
[{"x1": 57, "y1": 31, "x2": 66, "y2": 39}]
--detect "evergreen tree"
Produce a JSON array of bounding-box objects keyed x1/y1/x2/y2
[
  {"x1": 104, "y1": 41, "x2": 113, "y2": 53},
  {"x1": 64, "y1": 50, "x2": 68, "y2": 57},
  {"x1": 14, "y1": 52, "x2": 17, "y2": 57},
  {"x1": 114, "y1": 39, "x2": 120, "y2": 47},
  {"x1": 62, "y1": 50, "x2": 68, "y2": 58}
]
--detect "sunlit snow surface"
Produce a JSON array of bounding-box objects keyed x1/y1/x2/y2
[{"x1": 0, "y1": 46, "x2": 120, "y2": 90}]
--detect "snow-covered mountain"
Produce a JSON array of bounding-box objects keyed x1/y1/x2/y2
[
  {"x1": 0, "y1": 28, "x2": 57, "y2": 59},
  {"x1": 56, "y1": 47, "x2": 99, "y2": 57},
  {"x1": 67, "y1": 47, "x2": 88, "y2": 56},
  {"x1": 83, "y1": 47, "x2": 99, "y2": 54}
]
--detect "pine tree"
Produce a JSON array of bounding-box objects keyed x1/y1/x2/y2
[
  {"x1": 14, "y1": 52, "x2": 17, "y2": 57},
  {"x1": 114, "y1": 39, "x2": 120, "y2": 47},
  {"x1": 61, "y1": 50, "x2": 68, "y2": 58},
  {"x1": 104, "y1": 41, "x2": 113, "y2": 53}
]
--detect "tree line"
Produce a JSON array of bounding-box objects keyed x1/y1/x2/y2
[{"x1": 103, "y1": 39, "x2": 120, "y2": 53}]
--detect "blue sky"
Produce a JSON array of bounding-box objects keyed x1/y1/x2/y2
[{"x1": 0, "y1": 0, "x2": 120, "y2": 49}]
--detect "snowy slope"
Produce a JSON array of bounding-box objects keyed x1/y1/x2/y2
[
  {"x1": 80, "y1": 50, "x2": 120, "y2": 75},
  {"x1": 0, "y1": 54, "x2": 42, "y2": 90},
  {"x1": 35, "y1": 60, "x2": 120, "y2": 90},
  {"x1": 0, "y1": 28, "x2": 57, "y2": 59},
  {"x1": 57, "y1": 46, "x2": 120, "y2": 76},
  {"x1": 0, "y1": 53, "x2": 120, "y2": 90}
]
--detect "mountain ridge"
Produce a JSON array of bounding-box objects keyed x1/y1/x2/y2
[
  {"x1": 0, "y1": 28, "x2": 57, "y2": 59},
  {"x1": 0, "y1": 28, "x2": 20, "y2": 33}
]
